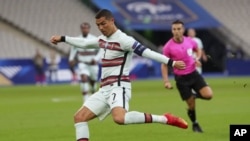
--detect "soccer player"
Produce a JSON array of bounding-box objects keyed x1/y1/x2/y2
[
  {"x1": 45, "y1": 49, "x2": 61, "y2": 83},
  {"x1": 161, "y1": 20, "x2": 213, "y2": 133},
  {"x1": 187, "y1": 28, "x2": 207, "y2": 74},
  {"x1": 68, "y1": 22, "x2": 100, "y2": 102},
  {"x1": 51, "y1": 9, "x2": 188, "y2": 141},
  {"x1": 33, "y1": 49, "x2": 46, "y2": 86}
]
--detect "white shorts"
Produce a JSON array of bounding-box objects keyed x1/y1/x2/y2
[
  {"x1": 84, "y1": 84, "x2": 131, "y2": 120},
  {"x1": 78, "y1": 63, "x2": 99, "y2": 81}
]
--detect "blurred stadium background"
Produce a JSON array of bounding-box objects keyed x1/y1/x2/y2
[
  {"x1": 0, "y1": 0, "x2": 250, "y2": 85},
  {"x1": 0, "y1": 0, "x2": 250, "y2": 141}
]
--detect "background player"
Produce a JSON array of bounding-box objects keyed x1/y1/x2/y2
[
  {"x1": 187, "y1": 28, "x2": 208, "y2": 74},
  {"x1": 161, "y1": 20, "x2": 213, "y2": 133},
  {"x1": 45, "y1": 49, "x2": 61, "y2": 83},
  {"x1": 51, "y1": 9, "x2": 188, "y2": 141},
  {"x1": 68, "y1": 22, "x2": 101, "y2": 102}
]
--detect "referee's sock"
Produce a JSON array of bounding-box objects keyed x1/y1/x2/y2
[{"x1": 187, "y1": 109, "x2": 196, "y2": 123}]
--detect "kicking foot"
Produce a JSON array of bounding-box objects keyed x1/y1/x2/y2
[
  {"x1": 164, "y1": 113, "x2": 188, "y2": 129},
  {"x1": 193, "y1": 123, "x2": 203, "y2": 133}
]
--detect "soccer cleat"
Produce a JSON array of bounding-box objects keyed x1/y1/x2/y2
[
  {"x1": 164, "y1": 113, "x2": 188, "y2": 129},
  {"x1": 192, "y1": 123, "x2": 203, "y2": 133}
]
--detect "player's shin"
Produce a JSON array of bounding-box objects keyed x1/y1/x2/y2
[
  {"x1": 75, "y1": 122, "x2": 89, "y2": 141},
  {"x1": 187, "y1": 109, "x2": 196, "y2": 123}
]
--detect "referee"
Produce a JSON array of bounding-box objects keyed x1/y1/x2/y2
[{"x1": 161, "y1": 20, "x2": 213, "y2": 133}]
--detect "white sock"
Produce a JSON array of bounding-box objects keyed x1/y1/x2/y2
[
  {"x1": 75, "y1": 122, "x2": 89, "y2": 141},
  {"x1": 152, "y1": 115, "x2": 167, "y2": 123},
  {"x1": 124, "y1": 111, "x2": 167, "y2": 124}
]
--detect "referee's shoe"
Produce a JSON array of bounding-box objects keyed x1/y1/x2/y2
[{"x1": 193, "y1": 122, "x2": 203, "y2": 133}]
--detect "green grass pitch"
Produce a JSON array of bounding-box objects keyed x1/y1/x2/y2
[{"x1": 0, "y1": 77, "x2": 250, "y2": 141}]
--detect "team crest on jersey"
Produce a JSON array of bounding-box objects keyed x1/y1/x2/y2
[{"x1": 187, "y1": 48, "x2": 193, "y2": 56}]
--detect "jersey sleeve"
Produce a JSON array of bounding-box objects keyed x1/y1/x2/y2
[
  {"x1": 65, "y1": 36, "x2": 99, "y2": 49},
  {"x1": 120, "y1": 35, "x2": 147, "y2": 56},
  {"x1": 120, "y1": 35, "x2": 174, "y2": 66}
]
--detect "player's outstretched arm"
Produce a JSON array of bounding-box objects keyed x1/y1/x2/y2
[
  {"x1": 141, "y1": 48, "x2": 186, "y2": 69},
  {"x1": 50, "y1": 35, "x2": 99, "y2": 49},
  {"x1": 125, "y1": 38, "x2": 185, "y2": 69}
]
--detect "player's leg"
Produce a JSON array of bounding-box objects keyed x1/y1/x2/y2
[
  {"x1": 74, "y1": 106, "x2": 96, "y2": 141},
  {"x1": 109, "y1": 87, "x2": 188, "y2": 129},
  {"x1": 185, "y1": 96, "x2": 203, "y2": 133},
  {"x1": 51, "y1": 69, "x2": 57, "y2": 82},
  {"x1": 191, "y1": 73, "x2": 213, "y2": 132},
  {"x1": 35, "y1": 67, "x2": 40, "y2": 85},
  {"x1": 69, "y1": 60, "x2": 78, "y2": 84},
  {"x1": 192, "y1": 67, "x2": 202, "y2": 96},
  {"x1": 88, "y1": 65, "x2": 99, "y2": 94},
  {"x1": 199, "y1": 86, "x2": 213, "y2": 99},
  {"x1": 175, "y1": 76, "x2": 202, "y2": 132},
  {"x1": 78, "y1": 63, "x2": 91, "y2": 102},
  {"x1": 74, "y1": 90, "x2": 110, "y2": 141},
  {"x1": 80, "y1": 74, "x2": 90, "y2": 101},
  {"x1": 193, "y1": 72, "x2": 213, "y2": 100},
  {"x1": 48, "y1": 69, "x2": 52, "y2": 83}
]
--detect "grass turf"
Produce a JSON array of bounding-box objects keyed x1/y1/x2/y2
[{"x1": 0, "y1": 77, "x2": 250, "y2": 141}]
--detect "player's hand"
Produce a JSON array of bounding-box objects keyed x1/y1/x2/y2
[
  {"x1": 50, "y1": 35, "x2": 62, "y2": 45},
  {"x1": 90, "y1": 59, "x2": 97, "y2": 65},
  {"x1": 173, "y1": 61, "x2": 186, "y2": 69},
  {"x1": 164, "y1": 81, "x2": 173, "y2": 89},
  {"x1": 69, "y1": 60, "x2": 76, "y2": 67}
]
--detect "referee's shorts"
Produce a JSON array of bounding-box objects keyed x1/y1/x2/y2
[{"x1": 174, "y1": 70, "x2": 208, "y2": 100}]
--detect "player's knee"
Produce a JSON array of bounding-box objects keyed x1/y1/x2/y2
[
  {"x1": 204, "y1": 89, "x2": 213, "y2": 100},
  {"x1": 80, "y1": 75, "x2": 88, "y2": 82},
  {"x1": 74, "y1": 112, "x2": 86, "y2": 123},
  {"x1": 113, "y1": 116, "x2": 125, "y2": 125},
  {"x1": 205, "y1": 92, "x2": 213, "y2": 100},
  {"x1": 200, "y1": 87, "x2": 213, "y2": 100}
]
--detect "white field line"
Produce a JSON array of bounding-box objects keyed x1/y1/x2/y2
[{"x1": 51, "y1": 97, "x2": 79, "y2": 103}]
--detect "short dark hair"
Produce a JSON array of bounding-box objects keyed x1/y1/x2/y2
[
  {"x1": 80, "y1": 22, "x2": 91, "y2": 28},
  {"x1": 95, "y1": 9, "x2": 114, "y2": 19},
  {"x1": 172, "y1": 20, "x2": 184, "y2": 26}
]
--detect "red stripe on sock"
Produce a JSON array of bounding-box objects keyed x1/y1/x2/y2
[
  {"x1": 77, "y1": 138, "x2": 88, "y2": 141},
  {"x1": 144, "y1": 113, "x2": 152, "y2": 123}
]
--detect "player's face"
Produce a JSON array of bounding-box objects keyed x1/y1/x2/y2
[
  {"x1": 96, "y1": 17, "x2": 114, "y2": 37},
  {"x1": 80, "y1": 25, "x2": 90, "y2": 36},
  {"x1": 172, "y1": 23, "x2": 184, "y2": 40}
]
